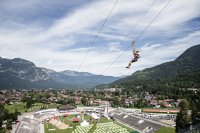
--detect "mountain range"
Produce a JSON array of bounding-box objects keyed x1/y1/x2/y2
[
  {"x1": 42, "y1": 68, "x2": 120, "y2": 88},
  {"x1": 1, "y1": 44, "x2": 199, "y2": 90},
  {"x1": 0, "y1": 58, "x2": 119, "y2": 89},
  {"x1": 108, "y1": 44, "x2": 200, "y2": 89}
]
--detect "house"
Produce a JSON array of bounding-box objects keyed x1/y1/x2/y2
[
  {"x1": 177, "y1": 99, "x2": 184, "y2": 103},
  {"x1": 104, "y1": 88, "x2": 116, "y2": 92},
  {"x1": 150, "y1": 100, "x2": 158, "y2": 107},
  {"x1": 161, "y1": 103, "x2": 173, "y2": 108},
  {"x1": 0, "y1": 101, "x2": 5, "y2": 105},
  {"x1": 0, "y1": 94, "x2": 5, "y2": 102},
  {"x1": 0, "y1": 94, "x2": 5, "y2": 99},
  {"x1": 94, "y1": 99, "x2": 101, "y2": 105},
  {"x1": 74, "y1": 97, "x2": 82, "y2": 105},
  {"x1": 58, "y1": 104, "x2": 76, "y2": 113},
  {"x1": 100, "y1": 101, "x2": 110, "y2": 107}
]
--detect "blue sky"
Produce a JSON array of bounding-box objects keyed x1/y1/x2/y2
[{"x1": 0, "y1": 0, "x2": 200, "y2": 76}]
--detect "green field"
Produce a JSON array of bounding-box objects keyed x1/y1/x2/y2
[
  {"x1": 155, "y1": 127, "x2": 175, "y2": 133},
  {"x1": 5, "y1": 102, "x2": 61, "y2": 113},
  {"x1": 114, "y1": 121, "x2": 135, "y2": 132},
  {"x1": 5, "y1": 102, "x2": 27, "y2": 113},
  {"x1": 45, "y1": 115, "x2": 135, "y2": 133}
]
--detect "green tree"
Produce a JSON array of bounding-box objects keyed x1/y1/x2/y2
[
  {"x1": 135, "y1": 99, "x2": 148, "y2": 108},
  {"x1": 57, "y1": 99, "x2": 67, "y2": 105},
  {"x1": 13, "y1": 109, "x2": 19, "y2": 121},
  {"x1": 67, "y1": 98, "x2": 75, "y2": 105},
  {"x1": 6, "y1": 121, "x2": 12, "y2": 130},
  {"x1": 81, "y1": 97, "x2": 87, "y2": 106},
  {"x1": 176, "y1": 99, "x2": 191, "y2": 132},
  {"x1": 112, "y1": 96, "x2": 120, "y2": 107},
  {"x1": 26, "y1": 98, "x2": 34, "y2": 108}
]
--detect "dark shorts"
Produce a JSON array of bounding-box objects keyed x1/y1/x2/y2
[{"x1": 131, "y1": 58, "x2": 137, "y2": 63}]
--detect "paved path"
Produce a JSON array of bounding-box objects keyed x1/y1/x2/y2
[
  {"x1": 14, "y1": 122, "x2": 22, "y2": 133},
  {"x1": 11, "y1": 123, "x2": 18, "y2": 133},
  {"x1": 40, "y1": 123, "x2": 44, "y2": 133},
  {"x1": 129, "y1": 114, "x2": 171, "y2": 127}
]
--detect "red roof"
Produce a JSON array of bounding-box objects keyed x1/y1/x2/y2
[
  {"x1": 143, "y1": 108, "x2": 180, "y2": 113},
  {"x1": 53, "y1": 116, "x2": 59, "y2": 119},
  {"x1": 63, "y1": 114, "x2": 69, "y2": 117},
  {"x1": 71, "y1": 118, "x2": 79, "y2": 122}
]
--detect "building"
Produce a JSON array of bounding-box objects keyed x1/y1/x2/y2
[
  {"x1": 142, "y1": 108, "x2": 180, "y2": 114},
  {"x1": 58, "y1": 104, "x2": 76, "y2": 113}
]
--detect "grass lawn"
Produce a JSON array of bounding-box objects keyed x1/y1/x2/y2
[
  {"x1": 44, "y1": 114, "x2": 81, "y2": 133},
  {"x1": 114, "y1": 121, "x2": 135, "y2": 132},
  {"x1": 5, "y1": 102, "x2": 60, "y2": 113},
  {"x1": 87, "y1": 121, "x2": 135, "y2": 133},
  {"x1": 155, "y1": 127, "x2": 175, "y2": 133},
  {"x1": 98, "y1": 117, "x2": 113, "y2": 123},
  {"x1": 47, "y1": 103, "x2": 61, "y2": 109},
  {"x1": 5, "y1": 102, "x2": 27, "y2": 113},
  {"x1": 45, "y1": 115, "x2": 136, "y2": 133}
]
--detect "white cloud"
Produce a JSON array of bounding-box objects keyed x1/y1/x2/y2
[
  {"x1": 107, "y1": 42, "x2": 122, "y2": 52},
  {"x1": 0, "y1": 0, "x2": 199, "y2": 76},
  {"x1": 46, "y1": 60, "x2": 53, "y2": 65},
  {"x1": 134, "y1": 31, "x2": 200, "y2": 70}
]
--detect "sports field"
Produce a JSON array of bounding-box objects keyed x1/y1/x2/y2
[{"x1": 44, "y1": 114, "x2": 135, "y2": 133}]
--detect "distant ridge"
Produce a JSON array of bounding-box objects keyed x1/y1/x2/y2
[
  {"x1": 0, "y1": 58, "x2": 119, "y2": 89},
  {"x1": 105, "y1": 44, "x2": 200, "y2": 89},
  {"x1": 43, "y1": 68, "x2": 120, "y2": 88}
]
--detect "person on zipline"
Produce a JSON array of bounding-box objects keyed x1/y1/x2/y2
[{"x1": 126, "y1": 50, "x2": 140, "y2": 69}]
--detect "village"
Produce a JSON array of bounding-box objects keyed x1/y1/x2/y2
[
  {"x1": 0, "y1": 87, "x2": 199, "y2": 133},
  {"x1": 0, "y1": 89, "x2": 187, "y2": 110}
]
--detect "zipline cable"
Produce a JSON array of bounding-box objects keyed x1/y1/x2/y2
[
  {"x1": 117, "y1": 0, "x2": 158, "y2": 50},
  {"x1": 100, "y1": 0, "x2": 174, "y2": 75},
  {"x1": 77, "y1": 0, "x2": 119, "y2": 71},
  {"x1": 97, "y1": 0, "x2": 158, "y2": 73}
]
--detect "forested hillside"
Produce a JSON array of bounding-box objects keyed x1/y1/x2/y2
[{"x1": 106, "y1": 44, "x2": 200, "y2": 95}]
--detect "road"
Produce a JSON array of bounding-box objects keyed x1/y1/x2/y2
[{"x1": 40, "y1": 123, "x2": 44, "y2": 133}]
